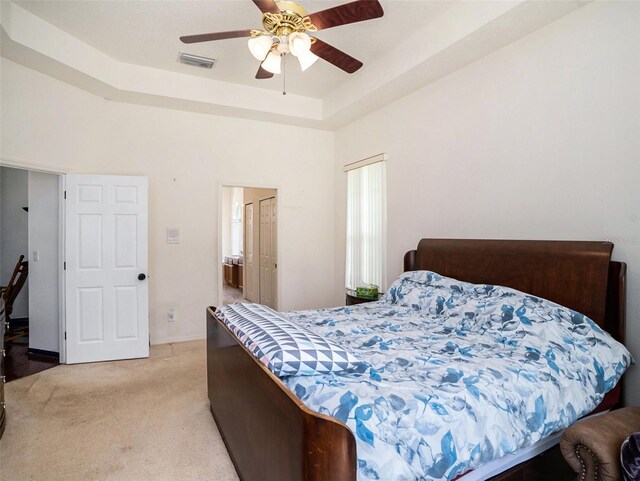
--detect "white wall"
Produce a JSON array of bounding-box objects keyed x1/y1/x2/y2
[
  {"x1": 333, "y1": 2, "x2": 640, "y2": 405},
  {"x1": 0, "y1": 166, "x2": 29, "y2": 318},
  {"x1": 1, "y1": 58, "x2": 335, "y2": 345},
  {"x1": 28, "y1": 170, "x2": 60, "y2": 352}
]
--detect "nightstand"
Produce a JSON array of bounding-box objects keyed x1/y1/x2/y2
[{"x1": 346, "y1": 289, "x2": 382, "y2": 306}]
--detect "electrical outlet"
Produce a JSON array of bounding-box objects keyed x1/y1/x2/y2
[{"x1": 168, "y1": 309, "x2": 176, "y2": 322}]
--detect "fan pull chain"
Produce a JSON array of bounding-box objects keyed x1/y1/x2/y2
[{"x1": 282, "y1": 54, "x2": 287, "y2": 96}]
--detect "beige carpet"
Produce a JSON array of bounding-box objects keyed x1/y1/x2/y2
[
  {"x1": 222, "y1": 286, "x2": 247, "y2": 305},
  {"x1": 0, "y1": 340, "x2": 240, "y2": 481}
]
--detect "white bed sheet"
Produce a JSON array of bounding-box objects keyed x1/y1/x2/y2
[{"x1": 459, "y1": 411, "x2": 607, "y2": 480}]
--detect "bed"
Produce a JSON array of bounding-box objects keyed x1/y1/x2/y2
[{"x1": 206, "y1": 239, "x2": 629, "y2": 481}]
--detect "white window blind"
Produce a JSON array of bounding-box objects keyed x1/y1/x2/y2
[{"x1": 345, "y1": 159, "x2": 387, "y2": 291}]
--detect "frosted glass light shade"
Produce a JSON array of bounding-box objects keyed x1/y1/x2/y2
[
  {"x1": 288, "y1": 32, "x2": 311, "y2": 57},
  {"x1": 262, "y1": 51, "x2": 282, "y2": 74},
  {"x1": 248, "y1": 36, "x2": 273, "y2": 61},
  {"x1": 297, "y1": 50, "x2": 319, "y2": 71}
]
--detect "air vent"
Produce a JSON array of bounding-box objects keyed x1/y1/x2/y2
[{"x1": 178, "y1": 52, "x2": 216, "y2": 69}]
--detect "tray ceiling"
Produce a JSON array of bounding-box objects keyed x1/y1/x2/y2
[
  {"x1": 14, "y1": 0, "x2": 453, "y2": 98},
  {"x1": 2, "y1": 1, "x2": 589, "y2": 128}
]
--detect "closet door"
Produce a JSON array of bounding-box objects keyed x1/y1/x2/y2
[
  {"x1": 244, "y1": 203, "x2": 255, "y2": 302},
  {"x1": 269, "y1": 197, "x2": 277, "y2": 308},
  {"x1": 259, "y1": 197, "x2": 277, "y2": 309}
]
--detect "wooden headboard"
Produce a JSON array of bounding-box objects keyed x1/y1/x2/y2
[{"x1": 403, "y1": 239, "x2": 626, "y2": 343}]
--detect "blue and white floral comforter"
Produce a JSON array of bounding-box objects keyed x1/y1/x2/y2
[{"x1": 280, "y1": 271, "x2": 632, "y2": 481}]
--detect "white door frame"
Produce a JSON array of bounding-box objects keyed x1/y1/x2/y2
[
  {"x1": 58, "y1": 174, "x2": 67, "y2": 363},
  {"x1": 0, "y1": 159, "x2": 68, "y2": 363},
  {"x1": 217, "y1": 182, "x2": 280, "y2": 310}
]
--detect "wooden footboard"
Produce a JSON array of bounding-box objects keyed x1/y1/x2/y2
[{"x1": 206, "y1": 307, "x2": 356, "y2": 481}]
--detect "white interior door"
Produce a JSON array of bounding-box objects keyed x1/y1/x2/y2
[
  {"x1": 65, "y1": 175, "x2": 148, "y2": 364},
  {"x1": 244, "y1": 203, "x2": 255, "y2": 302},
  {"x1": 259, "y1": 197, "x2": 277, "y2": 309}
]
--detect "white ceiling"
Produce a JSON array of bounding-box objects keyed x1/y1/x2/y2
[
  {"x1": 14, "y1": 0, "x2": 454, "y2": 97},
  {"x1": 2, "y1": 0, "x2": 588, "y2": 128}
]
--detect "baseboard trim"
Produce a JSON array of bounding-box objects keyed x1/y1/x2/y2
[{"x1": 150, "y1": 333, "x2": 205, "y2": 346}]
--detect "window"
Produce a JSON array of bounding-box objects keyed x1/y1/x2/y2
[
  {"x1": 345, "y1": 156, "x2": 387, "y2": 291},
  {"x1": 231, "y1": 201, "x2": 243, "y2": 255}
]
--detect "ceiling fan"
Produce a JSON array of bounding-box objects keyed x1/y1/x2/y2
[{"x1": 180, "y1": 0, "x2": 384, "y2": 80}]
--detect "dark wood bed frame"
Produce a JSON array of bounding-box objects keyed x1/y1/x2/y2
[{"x1": 207, "y1": 239, "x2": 627, "y2": 481}]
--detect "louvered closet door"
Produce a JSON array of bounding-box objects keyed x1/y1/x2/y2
[{"x1": 65, "y1": 175, "x2": 149, "y2": 364}]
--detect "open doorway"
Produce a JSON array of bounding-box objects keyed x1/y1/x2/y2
[
  {"x1": 220, "y1": 186, "x2": 277, "y2": 309},
  {"x1": 1, "y1": 169, "x2": 149, "y2": 371},
  {"x1": 1, "y1": 166, "x2": 61, "y2": 381}
]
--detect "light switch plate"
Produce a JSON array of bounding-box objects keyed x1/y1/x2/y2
[{"x1": 167, "y1": 228, "x2": 180, "y2": 244}]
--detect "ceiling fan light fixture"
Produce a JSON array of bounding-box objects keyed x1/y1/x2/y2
[
  {"x1": 248, "y1": 35, "x2": 274, "y2": 61},
  {"x1": 297, "y1": 49, "x2": 319, "y2": 71},
  {"x1": 180, "y1": 0, "x2": 384, "y2": 80},
  {"x1": 262, "y1": 51, "x2": 282, "y2": 74},
  {"x1": 288, "y1": 31, "x2": 311, "y2": 57},
  {"x1": 276, "y1": 36, "x2": 290, "y2": 54}
]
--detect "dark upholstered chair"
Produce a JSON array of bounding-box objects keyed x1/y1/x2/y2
[{"x1": 560, "y1": 407, "x2": 640, "y2": 481}]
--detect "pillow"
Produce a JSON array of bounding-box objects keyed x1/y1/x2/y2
[
  {"x1": 381, "y1": 270, "x2": 471, "y2": 312},
  {"x1": 621, "y1": 433, "x2": 640, "y2": 481},
  {"x1": 216, "y1": 303, "x2": 364, "y2": 377}
]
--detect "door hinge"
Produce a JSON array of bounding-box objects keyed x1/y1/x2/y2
[
  {"x1": 64, "y1": 191, "x2": 67, "y2": 199},
  {"x1": 64, "y1": 262, "x2": 66, "y2": 270},
  {"x1": 64, "y1": 331, "x2": 67, "y2": 340}
]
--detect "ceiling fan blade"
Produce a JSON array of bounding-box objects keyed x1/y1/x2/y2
[
  {"x1": 308, "y1": 0, "x2": 384, "y2": 31},
  {"x1": 180, "y1": 29, "x2": 253, "y2": 44},
  {"x1": 256, "y1": 65, "x2": 274, "y2": 79},
  {"x1": 252, "y1": 0, "x2": 280, "y2": 14},
  {"x1": 310, "y1": 38, "x2": 363, "y2": 74},
  {"x1": 256, "y1": 50, "x2": 275, "y2": 79}
]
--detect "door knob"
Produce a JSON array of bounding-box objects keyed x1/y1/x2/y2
[{"x1": 138, "y1": 273, "x2": 147, "y2": 281}]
